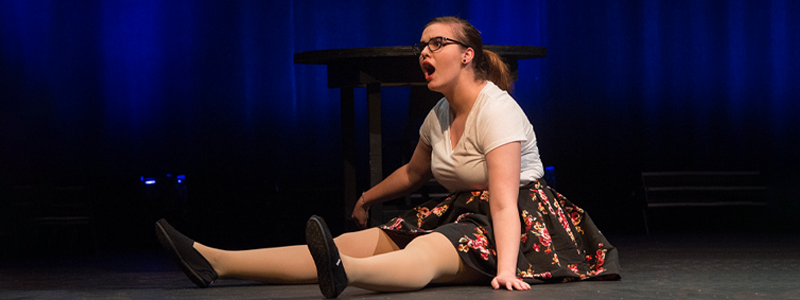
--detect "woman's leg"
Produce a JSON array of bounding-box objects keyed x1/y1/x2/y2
[
  {"x1": 193, "y1": 227, "x2": 400, "y2": 284},
  {"x1": 343, "y1": 232, "x2": 487, "y2": 292}
]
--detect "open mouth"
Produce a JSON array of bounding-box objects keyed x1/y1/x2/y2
[{"x1": 421, "y1": 62, "x2": 435, "y2": 81}]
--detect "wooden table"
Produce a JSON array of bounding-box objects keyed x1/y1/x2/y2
[{"x1": 295, "y1": 45, "x2": 546, "y2": 227}]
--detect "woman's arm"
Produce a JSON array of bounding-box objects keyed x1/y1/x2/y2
[
  {"x1": 351, "y1": 138, "x2": 434, "y2": 228},
  {"x1": 486, "y1": 141, "x2": 531, "y2": 291}
]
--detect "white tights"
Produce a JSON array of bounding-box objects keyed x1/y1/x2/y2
[{"x1": 193, "y1": 228, "x2": 486, "y2": 291}]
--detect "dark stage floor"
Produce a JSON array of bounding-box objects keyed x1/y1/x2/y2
[{"x1": 2, "y1": 232, "x2": 800, "y2": 300}]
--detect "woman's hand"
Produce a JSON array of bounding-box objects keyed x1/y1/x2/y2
[
  {"x1": 349, "y1": 139, "x2": 433, "y2": 229},
  {"x1": 351, "y1": 195, "x2": 370, "y2": 228},
  {"x1": 491, "y1": 274, "x2": 531, "y2": 291}
]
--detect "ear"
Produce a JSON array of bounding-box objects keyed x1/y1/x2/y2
[{"x1": 462, "y1": 47, "x2": 475, "y2": 64}]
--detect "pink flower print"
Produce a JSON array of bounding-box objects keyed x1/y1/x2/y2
[
  {"x1": 416, "y1": 207, "x2": 430, "y2": 218},
  {"x1": 542, "y1": 198, "x2": 557, "y2": 215},
  {"x1": 533, "y1": 222, "x2": 552, "y2": 248},
  {"x1": 537, "y1": 189, "x2": 550, "y2": 203},
  {"x1": 568, "y1": 264, "x2": 580, "y2": 275},
  {"x1": 522, "y1": 211, "x2": 534, "y2": 231},
  {"x1": 553, "y1": 201, "x2": 577, "y2": 245},
  {"x1": 415, "y1": 207, "x2": 432, "y2": 227},
  {"x1": 553, "y1": 190, "x2": 567, "y2": 201},
  {"x1": 480, "y1": 190, "x2": 489, "y2": 201},
  {"x1": 521, "y1": 211, "x2": 537, "y2": 243},
  {"x1": 457, "y1": 227, "x2": 495, "y2": 261},
  {"x1": 431, "y1": 205, "x2": 449, "y2": 217},
  {"x1": 381, "y1": 217, "x2": 405, "y2": 231},
  {"x1": 520, "y1": 212, "x2": 533, "y2": 243},
  {"x1": 595, "y1": 248, "x2": 607, "y2": 267},
  {"x1": 455, "y1": 212, "x2": 472, "y2": 223},
  {"x1": 593, "y1": 267, "x2": 607, "y2": 276},
  {"x1": 571, "y1": 202, "x2": 585, "y2": 213},
  {"x1": 570, "y1": 211, "x2": 581, "y2": 225}
]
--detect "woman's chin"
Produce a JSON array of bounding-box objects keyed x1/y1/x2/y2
[{"x1": 426, "y1": 81, "x2": 441, "y2": 93}]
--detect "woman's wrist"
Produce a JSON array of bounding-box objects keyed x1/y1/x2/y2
[
  {"x1": 359, "y1": 191, "x2": 371, "y2": 208},
  {"x1": 496, "y1": 269, "x2": 517, "y2": 278}
]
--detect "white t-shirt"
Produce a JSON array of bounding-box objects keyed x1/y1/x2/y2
[{"x1": 419, "y1": 81, "x2": 543, "y2": 193}]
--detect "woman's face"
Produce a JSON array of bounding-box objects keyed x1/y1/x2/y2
[{"x1": 418, "y1": 23, "x2": 466, "y2": 93}]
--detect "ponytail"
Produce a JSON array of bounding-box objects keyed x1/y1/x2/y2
[{"x1": 482, "y1": 49, "x2": 513, "y2": 92}]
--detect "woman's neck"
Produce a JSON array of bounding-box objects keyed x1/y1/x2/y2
[{"x1": 445, "y1": 79, "x2": 487, "y2": 118}]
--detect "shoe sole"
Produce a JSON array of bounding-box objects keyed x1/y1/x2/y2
[
  {"x1": 306, "y1": 217, "x2": 341, "y2": 298},
  {"x1": 155, "y1": 221, "x2": 210, "y2": 288}
]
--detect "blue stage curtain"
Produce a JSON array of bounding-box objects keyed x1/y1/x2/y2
[{"x1": 1, "y1": 0, "x2": 797, "y2": 202}]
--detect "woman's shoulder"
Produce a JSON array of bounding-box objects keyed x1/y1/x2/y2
[{"x1": 476, "y1": 82, "x2": 523, "y2": 115}]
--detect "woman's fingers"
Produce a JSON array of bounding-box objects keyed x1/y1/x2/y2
[
  {"x1": 491, "y1": 277, "x2": 530, "y2": 291},
  {"x1": 509, "y1": 279, "x2": 530, "y2": 291}
]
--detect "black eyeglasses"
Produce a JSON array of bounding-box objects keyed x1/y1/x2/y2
[{"x1": 412, "y1": 36, "x2": 468, "y2": 56}]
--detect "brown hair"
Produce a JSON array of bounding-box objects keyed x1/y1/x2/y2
[{"x1": 426, "y1": 16, "x2": 513, "y2": 92}]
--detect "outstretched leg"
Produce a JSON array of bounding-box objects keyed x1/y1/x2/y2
[
  {"x1": 343, "y1": 232, "x2": 487, "y2": 292},
  {"x1": 193, "y1": 227, "x2": 400, "y2": 284}
]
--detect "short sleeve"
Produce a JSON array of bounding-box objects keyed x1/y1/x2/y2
[
  {"x1": 475, "y1": 98, "x2": 529, "y2": 154},
  {"x1": 419, "y1": 98, "x2": 448, "y2": 146},
  {"x1": 419, "y1": 111, "x2": 434, "y2": 146}
]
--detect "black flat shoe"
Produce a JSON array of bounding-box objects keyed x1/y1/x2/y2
[
  {"x1": 155, "y1": 218, "x2": 218, "y2": 288},
  {"x1": 306, "y1": 215, "x2": 347, "y2": 298}
]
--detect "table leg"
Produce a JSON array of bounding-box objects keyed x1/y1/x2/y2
[
  {"x1": 367, "y1": 83, "x2": 383, "y2": 226},
  {"x1": 340, "y1": 87, "x2": 357, "y2": 225}
]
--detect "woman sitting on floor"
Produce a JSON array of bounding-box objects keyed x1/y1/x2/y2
[{"x1": 155, "y1": 16, "x2": 621, "y2": 298}]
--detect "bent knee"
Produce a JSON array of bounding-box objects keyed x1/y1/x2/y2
[
  {"x1": 405, "y1": 232, "x2": 451, "y2": 249},
  {"x1": 404, "y1": 233, "x2": 460, "y2": 266},
  {"x1": 334, "y1": 227, "x2": 381, "y2": 245},
  {"x1": 334, "y1": 228, "x2": 399, "y2": 257}
]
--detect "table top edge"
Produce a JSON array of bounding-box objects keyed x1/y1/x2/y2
[{"x1": 294, "y1": 45, "x2": 547, "y2": 64}]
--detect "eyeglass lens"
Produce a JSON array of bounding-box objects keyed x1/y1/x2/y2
[{"x1": 414, "y1": 37, "x2": 444, "y2": 55}]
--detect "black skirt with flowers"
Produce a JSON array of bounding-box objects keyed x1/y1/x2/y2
[{"x1": 379, "y1": 179, "x2": 621, "y2": 284}]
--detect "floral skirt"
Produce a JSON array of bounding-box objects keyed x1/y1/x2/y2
[{"x1": 379, "y1": 179, "x2": 621, "y2": 284}]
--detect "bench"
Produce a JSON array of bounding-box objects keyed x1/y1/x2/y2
[{"x1": 640, "y1": 171, "x2": 768, "y2": 233}]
